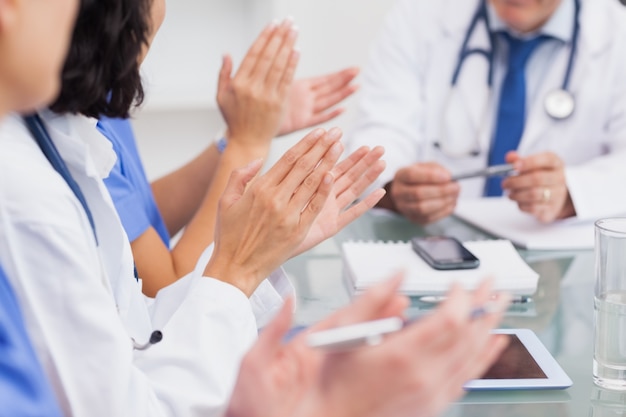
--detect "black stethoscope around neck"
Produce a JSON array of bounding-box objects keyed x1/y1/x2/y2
[
  {"x1": 23, "y1": 114, "x2": 162, "y2": 351},
  {"x1": 436, "y1": 0, "x2": 581, "y2": 158}
]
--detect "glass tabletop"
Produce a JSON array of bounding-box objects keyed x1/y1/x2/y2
[{"x1": 282, "y1": 209, "x2": 626, "y2": 417}]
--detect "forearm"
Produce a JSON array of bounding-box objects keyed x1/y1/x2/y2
[
  {"x1": 171, "y1": 139, "x2": 270, "y2": 277},
  {"x1": 151, "y1": 143, "x2": 221, "y2": 237}
]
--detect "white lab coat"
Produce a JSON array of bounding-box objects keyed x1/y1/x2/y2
[
  {"x1": 0, "y1": 111, "x2": 292, "y2": 416},
  {"x1": 347, "y1": 0, "x2": 626, "y2": 221}
]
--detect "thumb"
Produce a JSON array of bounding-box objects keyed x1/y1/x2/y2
[
  {"x1": 223, "y1": 159, "x2": 264, "y2": 202},
  {"x1": 218, "y1": 54, "x2": 233, "y2": 94}
]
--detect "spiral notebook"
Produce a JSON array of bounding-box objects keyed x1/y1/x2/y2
[{"x1": 342, "y1": 239, "x2": 539, "y2": 296}]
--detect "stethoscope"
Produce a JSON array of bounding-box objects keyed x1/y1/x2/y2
[
  {"x1": 23, "y1": 114, "x2": 162, "y2": 351},
  {"x1": 436, "y1": 0, "x2": 581, "y2": 158}
]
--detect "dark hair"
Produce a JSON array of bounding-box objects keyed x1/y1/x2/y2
[{"x1": 50, "y1": 0, "x2": 152, "y2": 118}]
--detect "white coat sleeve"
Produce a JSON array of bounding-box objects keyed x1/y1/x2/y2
[
  {"x1": 345, "y1": 0, "x2": 429, "y2": 194},
  {"x1": 193, "y1": 244, "x2": 296, "y2": 329},
  {"x1": 0, "y1": 204, "x2": 257, "y2": 417},
  {"x1": 563, "y1": 13, "x2": 626, "y2": 221}
]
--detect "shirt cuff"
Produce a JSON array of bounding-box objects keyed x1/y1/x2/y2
[{"x1": 249, "y1": 268, "x2": 296, "y2": 329}]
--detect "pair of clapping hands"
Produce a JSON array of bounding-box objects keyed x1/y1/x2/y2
[
  {"x1": 204, "y1": 17, "x2": 378, "y2": 295},
  {"x1": 227, "y1": 276, "x2": 510, "y2": 417}
]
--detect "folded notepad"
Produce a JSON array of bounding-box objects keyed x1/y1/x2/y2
[{"x1": 342, "y1": 239, "x2": 539, "y2": 296}]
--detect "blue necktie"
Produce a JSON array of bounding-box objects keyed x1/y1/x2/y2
[{"x1": 485, "y1": 33, "x2": 549, "y2": 196}]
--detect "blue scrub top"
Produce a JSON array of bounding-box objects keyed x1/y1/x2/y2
[
  {"x1": 99, "y1": 117, "x2": 170, "y2": 247},
  {"x1": 0, "y1": 266, "x2": 62, "y2": 417}
]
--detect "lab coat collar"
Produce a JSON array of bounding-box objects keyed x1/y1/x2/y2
[{"x1": 37, "y1": 110, "x2": 117, "y2": 181}]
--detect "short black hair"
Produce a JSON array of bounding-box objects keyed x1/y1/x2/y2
[{"x1": 50, "y1": 0, "x2": 152, "y2": 118}]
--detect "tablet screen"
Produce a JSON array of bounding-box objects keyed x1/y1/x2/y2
[
  {"x1": 480, "y1": 335, "x2": 547, "y2": 379},
  {"x1": 464, "y1": 329, "x2": 571, "y2": 390}
]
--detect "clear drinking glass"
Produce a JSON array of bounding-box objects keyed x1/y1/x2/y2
[{"x1": 593, "y1": 218, "x2": 626, "y2": 390}]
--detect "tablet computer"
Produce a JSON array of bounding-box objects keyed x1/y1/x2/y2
[{"x1": 463, "y1": 329, "x2": 572, "y2": 391}]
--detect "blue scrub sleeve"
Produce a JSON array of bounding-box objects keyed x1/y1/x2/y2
[
  {"x1": 104, "y1": 156, "x2": 153, "y2": 242},
  {"x1": 0, "y1": 267, "x2": 62, "y2": 417}
]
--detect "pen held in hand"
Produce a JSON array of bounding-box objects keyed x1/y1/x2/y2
[
  {"x1": 451, "y1": 163, "x2": 517, "y2": 182},
  {"x1": 306, "y1": 302, "x2": 502, "y2": 352}
]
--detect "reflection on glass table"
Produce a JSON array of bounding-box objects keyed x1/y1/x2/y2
[{"x1": 282, "y1": 209, "x2": 598, "y2": 417}]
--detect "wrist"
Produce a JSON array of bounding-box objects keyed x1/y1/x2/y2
[
  {"x1": 222, "y1": 137, "x2": 271, "y2": 159},
  {"x1": 203, "y1": 255, "x2": 262, "y2": 298}
]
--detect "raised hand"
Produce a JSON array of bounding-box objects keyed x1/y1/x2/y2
[
  {"x1": 278, "y1": 68, "x2": 360, "y2": 136},
  {"x1": 204, "y1": 128, "x2": 343, "y2": 296},
  {"x1": 217, "y1": 18, "x2": 299, "y2": 148},
  {"x1": 292, "y1": 143, "x2": 386, "y2": 257}
]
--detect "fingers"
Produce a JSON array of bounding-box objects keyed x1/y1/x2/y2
[
  {"x1": 236, "y1": 22, "x2": 279, "y2": 79},
  {"x1": 277, "y1": 49, "x2": 301, "y2": 97},
  {"x1": 305, "y1": 107, "x2": 346, "y2": 127},
  {"x1": 392, "y1": 185, "x2": 458, "y2": 225},
  {"x1": 310, "y1": 67, "x2": 360, "y2": 96},
  {"x1": 264, "y1": 22, "x2": 299, "y2": 90},
  {"x1": 395, "y1": 163, "x2": 452, "y2": 184},
  {"x1": 313, "y1": 84, "x2": 359, "y2": 114},
  {"x1": 298, "y1": 171, "x2": 335, "y2": 229},
  {"x1": 335, "y1": 188, "x2": 386, "y2": 230},
  {"x1": 390, "y1": 164, "x2": 460, "y2": 225},
  {"x1": 217, "y1": 54, "x2": 234, "y2": 96},
  {"x1": 289, "y1": 138, "x2": 343, "y2": 210},
  {"x1": 275, "y1": 128, "x2": 342, "y2": 195},
  {"x1": 500, "y1": 152, "x2": 569, "y2": 222},
  {"x1": 251, "y1": 19, "x2": 298, "y2": 86},
  {"x1": 221, "y1": 159, "x2": 264, "y2": 204},
  {"x1": 265, "y1": 128, "x2": 326, "y2": 183},
  {"x1": 333, "y1": 146, "x2": 385, "y2": 204},
  {"x1": 511, "y1": 151, "x2": 563, "y2": 173}
]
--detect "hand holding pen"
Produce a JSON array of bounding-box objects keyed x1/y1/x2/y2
[
  {"x1": 305, "y1": 278, "x2": 511, "y2": 417},
  {"x1": 451, "y1": 163, "x2": 517, "y2": 182},
  {"x1": 231, "y1": 275, "x2": 510, "y2": 417},
  {"x1": 307, "y1": 286, "x2": 511, "y2": 352}
]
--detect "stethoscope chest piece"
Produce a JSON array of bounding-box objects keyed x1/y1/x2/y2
[{"x1": 544, "y1": 89, "x2": 575, "y2": 120}]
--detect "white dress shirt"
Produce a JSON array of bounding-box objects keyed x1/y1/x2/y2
[{"x1": 347, "y1": 0, "x2": 626, "y2": 221}]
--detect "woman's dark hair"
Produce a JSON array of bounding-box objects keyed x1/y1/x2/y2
[{"x1": 50, "y1": 0, "x2": 152, "y2": 118}]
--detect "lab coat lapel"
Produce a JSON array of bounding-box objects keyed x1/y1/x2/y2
[{"x1": 518, "y1": 0, "x2": 611, "y2": 153}]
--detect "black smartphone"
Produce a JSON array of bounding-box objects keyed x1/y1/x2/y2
[{"x1": 410, "y1": 236, "x2": 480, "y2": 270}]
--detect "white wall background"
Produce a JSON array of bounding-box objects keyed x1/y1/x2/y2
[{"x1": 132, "y1": 0, "x2": 393, "y2": 180}]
